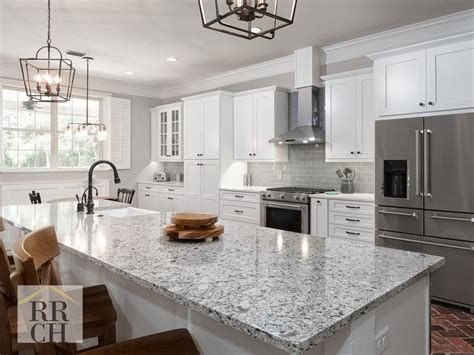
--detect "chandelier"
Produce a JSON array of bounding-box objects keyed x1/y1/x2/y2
[
  {"x1": 65, "y1": 57, "x2": 107, "y2": 141},
  {"x1": 19, "y1": 0, "x2": 75, "y2": 102},
  {"x1": 198, "y1": 0, "x2": 297, "y2": 40}
]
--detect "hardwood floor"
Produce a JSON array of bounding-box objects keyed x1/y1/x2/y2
[{"x1": 431, "y1": 301, "x2": 474, "y2": 355}]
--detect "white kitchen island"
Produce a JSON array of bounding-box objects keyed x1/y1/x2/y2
[{"x1": 2, "y1": 202, "x2": 444, "y2": 355}]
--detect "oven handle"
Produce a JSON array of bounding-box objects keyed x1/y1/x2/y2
[
  {"x1": 262, "y1": 202, "x2": 305, "y2": 210},
  {"x1": 378, "y1": 233, "x2": 474, "y2": 252}
]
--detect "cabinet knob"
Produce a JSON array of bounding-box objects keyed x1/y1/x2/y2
[
  {"x1": 357, "y1": 151, "x2": 361, "y2": 154},
  {"x1": 350, "y1": 151, "x2": 354, "y2": 155},
  {"x1": 419, "y1": 102, "x2": 425, "y2": 107},
  {"x1": 253, "y1": 153, "x2": 256, "y2": 156},
  {"x1": 428, "y1": 101, "x2": 434, "y2": 106},
  {"x1": 249, "y1": 153, "x2": 252, "y2": 156}
]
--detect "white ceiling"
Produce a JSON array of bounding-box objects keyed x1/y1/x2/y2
[{"x1": 1, "y1": 0, "x2": 473, "y2": 90}]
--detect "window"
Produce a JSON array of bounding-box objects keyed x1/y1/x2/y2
[{"x1": 2, "y1": 87, "x2": 104, "y2": 170}]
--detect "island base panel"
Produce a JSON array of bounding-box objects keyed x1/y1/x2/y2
[{"x1": 58, "y1": 250, "x2": 430, "y2": 355}]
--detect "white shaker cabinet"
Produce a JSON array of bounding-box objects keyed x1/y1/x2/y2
[
  {"x1": 150, "y1": 103, "x2": 183, "y2": 161},
  {"x1": 183, "y1": 92, "x2": 233, "y2": 160},
  {"x1": 233, "y1": 87, "x2": 288, "y2": 161},
  {"x1": 137, "y1": 190, "x2": 160, "y2": 211},
  {"x1": 426, "y1": 41, "x2": 474, "y2": 112},
  {"x1": 310, "y1": 198, "x2": 328, "y2": 237},
  {"x1": 372, "y1": 39, "x2": 474, "y2": 116},
  {"x1": 324, "y1": 70, "x2": 375, "y2": 162},
  {"x1": 160, "y1": 193, "x2": 184, "y2": 213},
  {"x1": 184, "y1": 160, "x2": 220, "y2": 214}
]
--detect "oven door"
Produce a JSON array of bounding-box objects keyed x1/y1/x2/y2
[{"x1": 261, "y1": 201, "x2": 309, "y2": 234}]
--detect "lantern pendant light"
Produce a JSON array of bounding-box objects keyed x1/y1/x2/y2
[
  {"x1": 65, "y1": 57, "x2": 107, "y2": 141},
  {"x1": 19, "y1": 0, "x2": 76, "y2": 102},
  {"x1": 198, "y1": 0, "x2": 297, "y2": 40}
]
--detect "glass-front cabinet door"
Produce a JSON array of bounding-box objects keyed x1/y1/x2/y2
[{"x1": 153, "y1": 103, "x2": 182, "y2": 161}]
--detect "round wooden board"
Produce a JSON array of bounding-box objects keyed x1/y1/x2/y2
[
  {"x1": 171, "y1": 212, "x2": 218, "y2": 227},
  {"x1": 164, "y1": 224, "x2": 224, "y2": 241}
]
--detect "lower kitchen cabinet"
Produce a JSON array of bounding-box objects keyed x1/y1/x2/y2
[
  {"x1": 137, "y1": 190, "x2": 160, "y2": 211},
  {"x1": 160, "y1": 193, "x2": 184, "y2": 212},
  {"x1": 184, "y1": 160, "x2": 220, "y2": 214},
  {"x1": 219, "y1": 190, "x2": 260, "y2": 224},
  {"x1": 310, "y1": 198, "x2": 328, "y2": 237}
]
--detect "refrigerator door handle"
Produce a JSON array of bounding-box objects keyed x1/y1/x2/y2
[
  {"x1": 378, "y1": 210, "x2": 418, "y2": 218},
  {"x1": 430, "y1": 214, "x2": 474, "y2": 224},
  {"x1": 424, "y1": 129, "x2": 432, "y2": 198},
  {"x1": 378, "y1": 233, "x2": 474, "y2": 252},
  {"x1": 415, "y1": 129, "x2": 423, "y2": 197}
]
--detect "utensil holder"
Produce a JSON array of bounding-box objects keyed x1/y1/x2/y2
[{"x1": 341, "y1": 180, "x2": 355, "y2": 194}]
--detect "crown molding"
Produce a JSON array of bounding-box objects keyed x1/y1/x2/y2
[
  {"x1": 321, "y1": 67, "x2": 373, "y2": 81},
  {"x1": 159, "y1": 54, "x2": 295, "y2": 100},
  {"x1": 322, "y1": 9, "x2": 474, "y2": 64},
  {"x1": 0, "y1": 60, "x2": 163, "y2": 99}
]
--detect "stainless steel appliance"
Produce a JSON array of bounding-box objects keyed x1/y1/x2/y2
[
  {"x1": 375, "y1": 114, "x2": 474, "y2": 313},
  {"x1": 153, "y1": 172, "x2": 169, "y2": 182},
  {"x1": 261, "y1": 187, "x2": 334, "y2": 233}
]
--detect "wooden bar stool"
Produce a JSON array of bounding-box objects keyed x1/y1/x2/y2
[
  {"x1": 29, "y1": 191, "x2": 42, "y2": 204},
  {"x1": 116, "y1": 188, "x2": 135, "y2": 204},
  {"x1": 6, "y1": 226, "x2": 117, "y2": 351},
  {"x1": 10, "y1": 226, "x2": 200, "y2": 355}
]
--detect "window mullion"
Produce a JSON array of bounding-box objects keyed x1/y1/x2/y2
[{"x1": 51, "y1": 102, "x2": 58, "y2": 169}]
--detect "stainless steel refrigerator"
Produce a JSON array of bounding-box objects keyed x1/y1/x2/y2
[{"x1": 375, "y1": 113, "x2": 474, "y2": 313}]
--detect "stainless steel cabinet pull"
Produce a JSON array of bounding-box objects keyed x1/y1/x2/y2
[
  {"x1": 145, "y1": 187, "x2": 151, "y2": 189},
  {"x1": 378, "y1": 234, "x2": 473, "y2": 252},
  {"x1": 345, "y1": 205, "x2": 360, "y2": 209},
  {"x1": 168, "y1": 189, "x2": 175, "y2": 192},
  {"x1": 424, "y1": 129, "x2": 432, "y2": 198},
  {"x1": 234, "y1": 195, "x2": 244, "y2": 198},
  {"x1": 378, "y1": 210, "x2": 417, "y2": 218},
  {"x1": 430, "y1": 215, "x2": 474, "y2": 224},
  {"x1": 345, "y1": 218, "x2": 360, "y2": 222},
  {"x1": 346, "y1": 231, "x2": 360, "y2": 236},
  {"x1": 234, "y1": 210, "x2": 243, "y2": 214}
]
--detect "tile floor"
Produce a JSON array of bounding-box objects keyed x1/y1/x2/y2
[{"x1": 431, "y1": 301, "x2": 474, "y2": 355}]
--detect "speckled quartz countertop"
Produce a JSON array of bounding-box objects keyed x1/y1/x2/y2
[
  {"x1": 310, "y1": 192, "x2": 375, "y2": 203},
  {"x1": 2, "y1": 202, "x2": 443, "y2": 353},
  {"x1": 220, "y1": 185, "x2": 268, "y2": 193}
]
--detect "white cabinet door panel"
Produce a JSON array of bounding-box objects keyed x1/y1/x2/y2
[
  {"x1": 202, "y1": 97, "x2": 220, "y2": 159},
  {"x1": 150, "y1": 111, "x2": 160, "y2": 161},
  {"x1": 254, "y1": 92, "x2": 275, "y2": 160},
  {"x1": 234, "y1": 94, "x2": 254, "y2": 160},
  {"x1": 184, "y1": 100, "x2": 203, "y2": 159},
  {"x1": 326, "y1": 76, "x2": 357, "y2": 160},
  {"x1": 356, "y1": 74, "x2": 375, "y2": 160},
  {"x1": 184, "y1": 161, "x2": 202, "y2": 212},
  {"x1": 310, "y1": 198, "x2": 328, "y2": 238},
  {"x1": 137, "y1": 191, "x2": 160, "y2": 211},
  {"x1": 427, "y1": 41, "x2": 474, "y2": 111},
  {"x1": 160, "y1": 193, "x2": 184, "y2": 213},
  {"x1": 374, "y1": 50, "x2": 426, "y2": 116},
  {"x1": 201, "y1": 161, "x2": 220, "y2": 214}
]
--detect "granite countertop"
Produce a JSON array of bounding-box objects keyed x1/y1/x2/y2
[
  {"x1": 137, "y1": 180, "x2": 184, "y2": 188},
  {"x1": 309, "y1": 192, "x2": 375, "y2": 203},
  {"x1": 2, "y1": 202, "x2": 443, "y2": 353},
  {"x1": 220, "y1": 186, "x2": 268, "y2": 193}
]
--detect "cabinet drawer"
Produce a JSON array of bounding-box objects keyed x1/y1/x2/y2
[
  {"x1": 159, "y1": 186, "x2": 184, "y2": 195},
  {"x1": 329, "y1": 224, "x2": 374, "y2": 243},
  {"x1": 376, "y1": 206, "x2": 423, "y2": 235},
  {"x1": 220, "y1": 190, "x2": 260, "y2": 203},
  {"x1": 137, "y1": 184, "x2": 161, "y2": 193},
  {"x1": 220, "y1": 200, "x2": 260, "y2": 224},
  {"x1": 329, "y1": 212, "x2": 374, "y2": 229},
  {"x1": 329, "y1": 200, "x2": 374, "y2": 216}
]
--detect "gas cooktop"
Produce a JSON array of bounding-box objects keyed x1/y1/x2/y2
[
  {"x1": 266, "y1": 187, "x2": 334, "y2": 194},
  {"x1": 262, "y1": 187, "x2": 335, "y2": 203}
]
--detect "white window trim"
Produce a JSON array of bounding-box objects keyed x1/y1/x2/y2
[{"x1": 0, "y1": 79, "x2": 113, "y2": 172}]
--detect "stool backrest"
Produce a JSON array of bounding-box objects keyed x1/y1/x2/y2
[
  {"x1": 29, "y1": 191, "x2": 42, "y2": 204},
  {"x1": 0, "y1": 240, "x2": 14, "y2": 304},
  {"x1": 117, "y1": 188, "x2": 135, "y2": 204}
]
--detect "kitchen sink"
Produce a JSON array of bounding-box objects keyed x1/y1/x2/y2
[{"x1": 98, "y1": 207, "x2": 159, "y2": 218}]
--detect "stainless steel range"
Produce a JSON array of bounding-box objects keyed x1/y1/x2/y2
[{"x1": 260, "y1": 187, "x2": 334, "y2": 234}]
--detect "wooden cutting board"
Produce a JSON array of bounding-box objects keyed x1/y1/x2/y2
[
  {"x1": 164, "y1": 224, "x2": 224, "y2": 242},
  {"x1": 171, "y1": 212, "x2": 218, "y2": 227}
]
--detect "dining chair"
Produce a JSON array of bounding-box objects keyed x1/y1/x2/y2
[
  {"x1": 10, "y1": 225, "x2": 200, "y2": 355},
  {"x1": 29, "y1": 191, "x2": 42, "y2": 204},
  {"x1": 116, "y1": 188, "x2": 135, "y2": 204}
]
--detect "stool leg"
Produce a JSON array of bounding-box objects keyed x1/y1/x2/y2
[{"x1": 98, "y1": 324, "x2": 116, "y2": 346}]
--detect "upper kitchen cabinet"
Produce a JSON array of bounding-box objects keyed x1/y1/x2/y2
[
  {"x1": 323, "y1": 70, "x2": 375, "y2": 162},
  {"x1": 151, "y1": 102, "x2": 183, "y2": 161},
  {"x1": 182, "y1": 91, "x2": 234, "y2": 160},
  {"x1": 372, "y1": 39, "x2": 474, "y2": 117},
  {"x1": 233, "y1": 87, "x2": 288, "y2": 161}
]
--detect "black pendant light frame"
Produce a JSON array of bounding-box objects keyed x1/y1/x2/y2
[
  {"x1": 198, "y1": 0, "x2": 297, "y2": 40},
  {"x1": 65, "y1": 57, "x2": 107, "y2": 140},
  {"x1": 19, "y1": 0, "x2": 76, "y2": 103}
]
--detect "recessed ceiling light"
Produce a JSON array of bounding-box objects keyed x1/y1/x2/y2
[
  {"x1": 166, "y1": 57, "x2": 178, "y2": 62},
  {"x1": 124, "y1": 71, "x2": 135, "y2": 75},
  {"x1": 251, "y1": 27, "x2": 262, "y2": 34}
]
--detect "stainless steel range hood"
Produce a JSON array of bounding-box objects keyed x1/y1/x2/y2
[{"x1": 269, "y1": 47, "x2": 325, "y2": 145}]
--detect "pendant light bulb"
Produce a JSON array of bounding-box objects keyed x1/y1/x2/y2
[
  {"x1": 43, "y1": 73, "x2": 52, "y2": 84},
  {"x1": 97, "y1": 126, "x2": 107, "y2": 141},
  {"x1": 35, "y1": 73, "x2": 42, "y2": 82}
]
